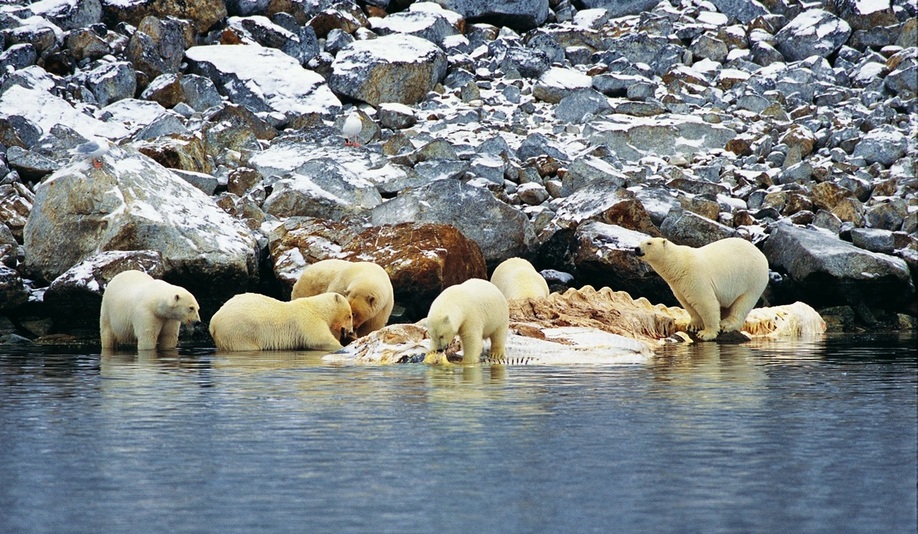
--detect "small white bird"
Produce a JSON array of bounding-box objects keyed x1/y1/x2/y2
[
  {"x1": 69, "y1": 136, "x2": 110, "y2": 169},
  {"x1": 342, "y1": 112, "x2": 362, "y2": 147}
]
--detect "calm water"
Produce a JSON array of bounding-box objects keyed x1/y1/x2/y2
[{"x1": 1, "y1": 334, "x2": 915, "y2": 533}]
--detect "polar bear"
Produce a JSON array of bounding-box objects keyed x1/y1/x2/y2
[
  {"x1": 99, "y1": 270, "x2": 201, "y2": 351},
  {"x1": 634, "y1": 237, "x2": 769, "y2": 341},
  {"x1": 426, "y1": 278, "x2": 509, "y2": 364},
  {"x1": 209, "y1": 292, "x2": 354, "y2": 351},
  {"x1": 490, "y1": 257, "x2": 550, "y2": 301},
  {"x1": 291, "y1": 259, "x2": 394, "y2": 338}
]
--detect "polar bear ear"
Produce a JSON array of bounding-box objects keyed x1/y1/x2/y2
[
  {"x1": 366, "y1": 295, "x2": 376, "y2": 308},
  {"x1": 334, "y1": 293, "x2": 346, "y2": 304},
  {"x1": 173, "y1": 294, "x2": 181, "y2": 302}
]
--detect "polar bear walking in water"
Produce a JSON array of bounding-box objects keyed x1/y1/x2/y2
[
  {"x1": 634, "y1": 237, "x2": 769, "y2": 341},
  {"x1": 100, "y1": 270, "x2": 201, "y2": 351},
  {"x1": 426, "y1": 278, "x2": 509, "y2": 364}
]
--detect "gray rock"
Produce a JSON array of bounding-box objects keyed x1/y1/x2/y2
[
  {"x1": 603, "y1": 33, "x2": 683, "y2": 76},
  {"x1": 659, "y1": 208, "x2": 736, "y2": 247},
  {"x1": 226, "y1": 16, "x2": 319, "y2": 66},
  {"x1": 562, "y1": 155, "x2": 627, "y2": 192},
  {"x1": 707, "y1": 0, "x2": 767, "y2": 23},
  {"x1": 0, "y1": 265, "x2": 28, "y2": 312},
  {"x1": 27, "y1": 0, "x2": 102, "y2": 30},
  {"x1": 850, "y1": 228, "x2": 898, "y2": 254},
  {"x1": 262, "y1": 158, "x2": 383, "y2": 220},
  {"x1": 763, "y1": 223, "x2": 914, "y2": 311},
  {"x1": 576, "y1": 0, "x2": 661, "y2": 18},
  {"x1": 497, "y1": 45, "x2": 552, "y2": 79},
  {"x1": 0, "y1": 44, "x2": 37, "y2": 72},
  {"x1": 328, "y1": 34, "x2": 447, "y2": 106},
  {"x1": 187, "y1": 44, "x2": 341, "y2": 120},
  {"x1": 885, "y1": 60, "x2": 918, "y2": 96},
  {"x1": 127, "y1": 16, "x2": 189, "y2": 81},
  {"x1": 775, "y1": 10, "x2": 852, "y2": 62},
  {"x1": 554, "y1": 89, "x2": 612, "y2": 123},
  {"x1": 23, "y1": 145, "x2": 258, "y2": 288},
  {"x1": 852, "y1": 126, "x2": 908, "y2": 167},
  {"x1": 585, "y1": 114, "x2": 736, "y2": 161},
  {"x1": 434, "y1": 0, "x2": 548, "y2": 31},
  {"x1": 517, "y1": 132, "x2": 571, "y2": 162},
  {"x1": 592, "y1": 73, "x2": 651, "y2": 97},
  {"x1": 533, "y1": 67, "x2": 592, "y2": 104},
  {"x1": 179, "y1": 74, "x2": 223, "y2": 111},
  {"x1": 865, "y1": 197, "x2": 909, "y2": 231},
  {"x1": 371, "y1": 179, "x2": 535, "y2": 264},
  {"x1": 370, "y1": 10, "x2": 459, "y2": 46}
]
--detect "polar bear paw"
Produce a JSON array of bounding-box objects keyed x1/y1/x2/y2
[
  {"x1": 720, "y1": 317, "x2": 744, "y2": 333},
  {"x1": 696, "y1": 328, "x2": 720, "y2": 341}
]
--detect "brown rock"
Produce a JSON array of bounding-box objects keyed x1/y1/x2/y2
[
  {"x1": 0, "y1": 183, "x2": 34, "y2": 242},
  {"x1": 831, "y1": 197, "x2": 866, "y2": 225},
  {"x1": 103, "y1": 0, "x2": 226, "y2": 33},
  {"x1": 599, "y1": 197, "x2": 661, "y2": 236},
  {"x1": 779, "y1": 125, "x2": 817, "y2": 158},
  {"x1": 136, "y1": 135, "x2": 213, "y2": 174},
  {"x1": 811, "y1": 181, "x2": 852, "y2": 211}
]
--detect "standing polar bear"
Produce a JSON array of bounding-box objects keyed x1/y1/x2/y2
[
  {"x1": 426, "y1": 278, "x2": 509, "y2": 364},
  {"x1": 209, "y1": 292, "x2": 354, "y2": 351},
  {"x1": 100, "y1": 270, "x2": 201, "y2": 351},
  {"x1": 635, "y1": 237, "x2": 769, "y2": 341},
  {"x1": 291, "y1": 259, "x2": 394, "y2": 338},
  {"x1": 490, "y1": 257, "x2": 550, "y2": 301}
]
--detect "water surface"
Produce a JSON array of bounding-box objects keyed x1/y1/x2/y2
[{"x1": 1, "y1": 334, "x2": 915, "y2": 533}]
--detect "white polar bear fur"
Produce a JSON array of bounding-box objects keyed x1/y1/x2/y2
[
  {"x1": 209, "y1": 292, "x2": 354, "y2": 352},
  {"x1": 99, "y1": 270, "x2": 201, "y2": 351},
  {"x1": 635, "y1": 237, "x2": 769, "y2": 341},
  {"x1": 426, "y1": 278, "x2": 509, "y2": 363},
  {"x1": 291, "y1": 259, "x2": 394, "y2": 338},
  {"x1": 490, "y1": 257, "x2": 550, "y2": 301}
]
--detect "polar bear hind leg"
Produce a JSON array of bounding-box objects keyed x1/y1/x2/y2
[
  {"x1": 488, "y1": 325, "x2": 508, "y2": 360},
  {"x1": 720, "y1": 291, "x2": 760, "y2": 333},
  {"x1": 683, "y1": 291, "x2": 722, "y2": 341}
]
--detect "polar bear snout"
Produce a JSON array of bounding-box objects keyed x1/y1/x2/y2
[{"x1": 634, "y1": 246, "x2": 645, "y2": 257}]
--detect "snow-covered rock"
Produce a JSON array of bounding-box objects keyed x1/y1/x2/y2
[
  {"x1": 23, "y1": 146, "x2": 259, "y2": 290},
  {"x1": 186, "y1": 44, "x2": 341, "y2": 121},
  {"x1": 774, "y1": 10, "x2": 852, "y2": 62},
  {"x1": 328, "y1": 34, "x2": 448, "y2": 106}
]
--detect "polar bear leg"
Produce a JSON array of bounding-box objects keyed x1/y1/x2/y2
[
  {"x1": 100, "y1": 314, "x2": 116, "y2": 349},
  {"x1": 459, "y1": 333, "x2": 483, "y2": 364},
  {"x1": 488, "y1": 325, "x2": 508, "y2": 360},
  {"x1": 135, "y1": 317, "x2": 163, "y2": 351},
  {"x1": 672, "y1": 288, "x2": 705, "y2": 331},
  {"x1": 310, "y1": 330, "x2": 344, "y2": 352},
  {"x1": 683, "y1": 291, "x2": 721, "y2": 341},
  {"x1": 157, "y1": 320, "x2": 181, "y2": 350},
  {"x1": 720, "y1": 292, "x2": 759, "y2": 333}
]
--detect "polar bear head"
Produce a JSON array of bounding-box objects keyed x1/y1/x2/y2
[
  {"x1": 159, "y1": 287, "x2": 201, "y2": 326},
  {"x1": 427, "y1": 312, "x2": 458, "y2": 353},
  {"x1": 634, "y1": 237, "x2": 670, "y2": 263},
  {"x1": 328, "y1": 292, "x2": 356, "y2": 344},
  {"x1": 342, "y1": 279, "x2": 385, "y2": 330}
]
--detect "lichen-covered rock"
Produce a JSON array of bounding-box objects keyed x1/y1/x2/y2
[
  {"x1": 103, "y1": 0, "x2": 227, "y2": 33},
  {"x1": 262, "y1": 158, "x2": 383, "y2": 220},
  {"x1": 328, "y1": 34, "x2": 447, "y2": 106},
  {"x1": 584, "y1": 114, "x2": 736, "y2": 161}
]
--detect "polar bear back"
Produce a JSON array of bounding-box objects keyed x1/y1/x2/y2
[
  {"x1": 490, "y1": 257, "x2": 550, "y2": 301},
  {"x1": 209, "y1": 292, "x2": 353, "y2": 351}
]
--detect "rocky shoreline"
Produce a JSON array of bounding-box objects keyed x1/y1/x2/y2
[{"x1": 0, "y1": 0, "x2": 916, "y2": 347}]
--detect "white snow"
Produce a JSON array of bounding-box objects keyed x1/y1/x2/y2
[
  {"x1": 408, "y1": 2, "x2": 464, "y2": 26},
  {"x1": 538, "y1": 67, "x2": 592, "y2": 90},
  {"x1": 0, "y1": 85, "x2": 129, "y2": 140},
  {"x1": 184, "y1": 44, "x2": 341, "y2": 116},
  {"x1": 334, "y1": 34, "x2": 442, "y2": 68}
]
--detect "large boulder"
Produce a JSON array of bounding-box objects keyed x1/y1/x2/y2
[
  {"x1": 775, "y1": 10, "x2": 852, "y2": 62},
  {"x1": 262, "y1": 158, "x2": 383, "y2": 220},
  {"x1": 574, "y1": 0, "x2": 661, "y2": 18},
  {"x1": 370, "y1": 179, "x2": 535, "y2": 265},
  {"x1": 23, "y1": 146, "x2": 259, "y2": 314},
  {"x1": 328, "y1": 34, "x2": 448, "y2": 106},
  {"x1": 585, "y1": 114, "x2": 736, "y2": 161},
  {"x1": 268, "y1": 218, "x2": 486, "y2": 320},
  {"x1": 186, "y1": 44, "x2": 342, "y2": 121},
  {"x1": 763, "y1": 224, "x2": 915, "y2": 314}
]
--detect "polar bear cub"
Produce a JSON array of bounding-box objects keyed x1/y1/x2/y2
[
  {"x1": 426, "y1": 278, "x2": 509, "y2": 364},
  {"x1": 490, "y1": 257, "x2": 550, "y2": 301},
  {"x1": 209, "y1": 292, "x2": 354, "y2": 352},
  {"x1": 100, "y1": 270, "x2": 201, "y2": 351},
  {"x1": 291, "y1": 259, "x2": 394, "y2": 338},
  {"x1": 635, "y1": 237, "x2": 769, "y2": 341}
]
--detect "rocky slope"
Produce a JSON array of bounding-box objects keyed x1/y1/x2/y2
[{"x1": 0, "y1": 0, "x2": 916, "y2": 345}]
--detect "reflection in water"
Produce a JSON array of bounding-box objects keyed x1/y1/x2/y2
[{"x1": 1, "y1": 335, "x2": 915, "y2": 533}]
